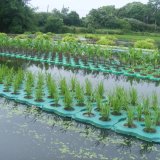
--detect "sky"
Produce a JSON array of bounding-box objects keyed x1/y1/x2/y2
[{"x1": 29, "y1": 0, "x2": 148, "y2": 17}]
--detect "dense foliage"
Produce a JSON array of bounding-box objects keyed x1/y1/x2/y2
[{"x1": 0, "y1": 0, "x2": 160, "y2": 33}]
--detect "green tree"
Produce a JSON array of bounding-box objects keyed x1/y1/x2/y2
[
  {"x1": 44, "y1": 15, "x2": 64, "y2": 33},
  {"x1": 148, "y1": 0, "x2": 160, "y2": 29},
  {"x1": 0, "y1": 0, "x2": 36, "y2": 33},
  {"x1": 118, "y1": 2, "x2": 148, "y2": 23},
  {"x1": 64, "y1": 11, "x2": 81, "y2": 26}
]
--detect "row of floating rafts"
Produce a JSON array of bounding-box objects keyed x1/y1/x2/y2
[
  {"x1": 0, "y1": 52, "x2": 159, "y2": 81},
  {"x1": 0, "y1": 66, "x2": 160, "y2": 142}
]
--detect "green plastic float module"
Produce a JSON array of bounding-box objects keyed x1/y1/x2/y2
[
  {"x1": 113, "y1": 120, "x2": 160, "y2": 143},
  {"x1": 149, "y1": 76, "x2": 160, "y2": 81},
  {"x1": 74, "y1": 109, "x2": 126, "y2": 129},
  {"x1": 0, "y1": 82, "x2": 160, "y2": 143},
  {"x1": 136, "y1": 73, "x2": 151, "y2": 80},
  {"x1": 0, "y1": 52, "x2": 160, "y2": 82}
]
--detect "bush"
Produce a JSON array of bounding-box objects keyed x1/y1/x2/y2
[
  {"x1": 96, "y1": 37, "x2": 115, "y2": 45},
  {"x1": 134, "y1": 38, "x2": 157, "y2": 49},
  {"x1": 62, "y1": 35, "x2": 78, "y2": 42}
]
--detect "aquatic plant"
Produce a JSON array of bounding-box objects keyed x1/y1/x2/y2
[
  {"x1": 4, "y1": 68, "x2": 14, "y2": 92},
  {"x1": 0, "y1": 65, "x2": 8, "y2": 84},
  {"x1": 144, "y1": 114, "x2": 156, "y2": 133},
  {"x1": 13, "y1": 69, "x2": 24, "y2": 94},
  {"x1": 96, "y1": 93, "x2": 103, "y2": 111},
  {"x1": 75, "y1": 82, "x2": 85, "y2": 106},
  {"x1": 129, "y1": 88, "x2": 138, "y2": 106},
  {"x1": 114, "y1": 86, "x2": 128, "y2": 110},
  {"x1": 152, "y1": 92, "x2": 158, "y2": 110},
  {"x1": 85, "y1": 101, "x2": 93, "y2": 116},
  {"x1": 64, "y1": 88, "x2": 73, "y2": 110},
  {"x1": 46, "y1": 74, "x2": 57, "y2": 98},
  {"x1": 35, "y1": 73, "x2": 44, "y2": 101},
  {"x1": 142, "y1": 96, "x2": 150, "y2": 115},
  {"x1": 70, "y1": 76, "x2": 77, "y2": 92},
  {"x1": 60, "y1": 77, "x2": 67, "y2": 95},
  {"x1": 13, "y1": 76, "x2": 20, "y2": 94},
  {"x1": 126, "y1": 107, "x2": 136, "y2": 128},
  {"x1": 85, "y1": 79, "x2": 92, "y2": 96},
  {"x1": 99, "y1": 103, "x2": 110, "y2": 121},
  {"x1": 53, "y1": 86, "x2": 60, "y2": 105},
  {"x1": 108, "y1": 92, "x2": 122, "y2": 115},
  {"x1": 136, "y1": 104, "x2": 143, "y2": 121},
  {"x1": 154, "y1": 108, "x2": 160, "y2": 126},
  {"x1": 25, "y1": 72, "x2": 34, "y2": 98},
  {"x1": 97, "y1": 82, "x2": 104, "y2": 98}
]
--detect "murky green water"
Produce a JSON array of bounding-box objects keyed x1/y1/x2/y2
[
  {"x1": 0, "y1": 98, "x2": 160, "y2": 160},
  {"x1": 0, "y1": 58, "x2": 160, "y2": 160}
]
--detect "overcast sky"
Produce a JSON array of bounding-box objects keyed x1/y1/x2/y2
[{"x1": 30, "y1": 0, "x2": 148, "y2": 17}]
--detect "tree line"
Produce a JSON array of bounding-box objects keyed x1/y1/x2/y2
[{"x1": 0, "y1": 0, "x2": 160, "y2": 33}]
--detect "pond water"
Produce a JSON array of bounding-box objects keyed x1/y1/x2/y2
[
  {"x1": 1, "y1": 98, "x2": 160, "y2": 160},
  {"x1": 0, "y1": 58, "x2": 160, "y2": 160}
]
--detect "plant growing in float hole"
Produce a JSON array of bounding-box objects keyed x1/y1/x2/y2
[
  {"x1": 154, "y1": 108, "x2": 160, "y2": 126},
  {"x1": 46, "y1": 73, "x2": 56, "y2": 98},
  {"x1": 4, "y1": 68, "x2": 14, "y2": 92},
  {"x1": 142, "y1": 96, "x2": 150, "y2": 115},
  {"x1": 152, "y1": 92, "x2": 158, "y2": 110},
  {"x1": 60, "y1": 77, "x2": 67, "y2": 95},
  {"x1": 99, "y1": 103, "x2": 110, "y2": 121},
  {"x1": 129, "y1": 88, "x2": 138, "y2": 106},
  {"x1": 85, "y1": 101, "x2": 93, "y2": 116},
  {"x1": 126, "y1": 107, "x2": 136, "y2": 128},
  {"x1": 114, "y1": 86, "x2": 128, "y2": 110},
  {"x1": 53, "y1": 86, "x2": 60, "y2": 106},
  {"x1": 108, "y1": 93, "x2": 122, "y2": 115},
  {"x1": 25, "y1": 72, "x2": 34, "y2": 98},
  {"x1": 71, "y1": 76, "x2": 77, "y2": 92},
  {"x1": 85, "y1": 79, "x2": 92, "y2": 96},
  {"x1": 0, "y1": 65, "x2": 8, "y2": 84},
  {"x1": 97, "y1": 82, "x2": 104, "y2": 98},
  {"x1": 144, "y1": 113, "x2": 156, "y2": 133},
  {"x1": 75, "y1": 82, "x2": 85, "y2": 106},
  {"x1": 35, "y1": 73, "x2": 44, "y2": 102},
  {"x1": 64, "y1": 88, "x2": 73, "y2": 111},
  {"x1": 120, "y1": 90, "x2": 129, "y2": 110},
  {"x1": 136, "y1": 104, "x2": 143, "y2": 121},
  {"x1": 12, "y1": 69, "x2": 24, "y2": 94},
  {"x1": 13, "y1": 76, "x2": 20, "y2": 94}
]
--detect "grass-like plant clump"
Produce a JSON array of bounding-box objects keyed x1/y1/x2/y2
[
  {"x1": 84, "y1": 101, "x2": 94, "y2": 117},
  {"x1": 97, "y1": 82, "x2": 104, "y2": 98},
  {"x1": 3, "y1": 68, "x2": 14, "y2": 92},
  {"x1": 60, "y1": 77, "x2": 67, "y2": 95},
  {"x1": 12, "y1": 69, "x2": 24, "y2": 94},
  {"x1": 75, "y1": 82, "x2": 85, "y2": 106},
  {"x1": 25, "y1": 72, "x2": 34, "y2": 99},
  {"x1": 63, "y1": 88, "x2": 74, "y2": 111},
  {"x1": 124, "y1": 107, "x2": 136, "y2": 128},
  {"x1": 152, "y1": 92, "x2": 158, "y2": 110},
  {"x1": 35, "y1": 73, "x2": 44, "y2": 102},
  {"x1": 129, "y1": 88, "x2": 138, "y2": 106},
  {"x1": 143, "y1": 114, "x2": 156, "y2": 133},
  {"x1": 85, "y1": 79, "x2": 92, "y2": 96},
  {"x1": 136, "y1": 104, "x2": 143, "y2": 121},
  {"x1": 71, "y1": 76, "x2": 77, "y2": 92},
  {"x1": 99, "y1": 103, "x2": 110, "y2": 121}
]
